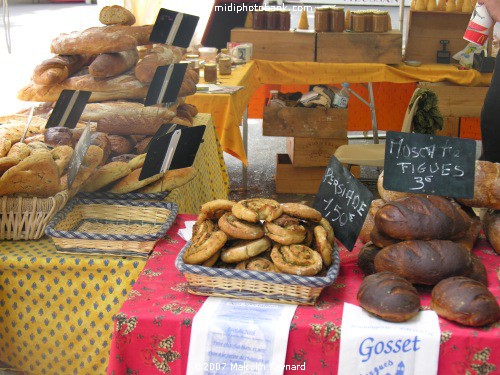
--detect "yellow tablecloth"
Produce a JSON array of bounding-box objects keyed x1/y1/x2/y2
[
  {"x1": 0, "y1": 114, "x2": 227, "y2": 375},
  {"x1": 186, "y1": 62, "x2": 259, "y2": 166},
  {"x1": 253, "y1": 60, "x2": 493, "y2": 86}
]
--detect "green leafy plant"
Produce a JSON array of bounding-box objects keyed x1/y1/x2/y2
[{"x1": 409, "y1": 89, "x2": 444, "y2": 135}]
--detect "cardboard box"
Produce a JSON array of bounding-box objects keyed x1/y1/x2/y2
[
  {"x1": 286, "y1": 137, "x2": 348, "y2": 167},
  {"x1": 316, "y1": 31, "x2": 402, "y2": 64},
  {"x1": 230, "y1": 28, "x2": 316, "y2": 62},
  {"x1": 263, "y1": 107, "x2": 348, "y2": 138},
  {"x1": 275, "y1": 154, "x2": 360, "y2": 194},
  {"x1": 417, "y1": 82, "x2": 488, "y2": 118},
  {"x1": 405, "y1": 11, "x2": 472, "y2": 64}
]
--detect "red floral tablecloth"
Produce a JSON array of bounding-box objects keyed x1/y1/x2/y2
[{"x1": 107, "y1": 215, "x2": 500, "y2": 375}]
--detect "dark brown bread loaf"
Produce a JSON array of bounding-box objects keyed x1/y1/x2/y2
[
  {"x1": 89, "y1": 49, "x2": 139, "y2": 78},
  {"x1": 107, "y1": 135, "x2": 134, "y2": 156},
  {"x1": 44, "y1": 127, "x2": 73, "y2": 147},
  {"x1": 370, "y1": 226, "x2": 399, "y2": 248},
  {"x1": 431, "y1": 276, "x2": 500, "y2": 326},
  {"x1": 90, "y1": 132, "x2": 111, "y2": 164},
  {"x1": 357, "y1": 272, "x2": 421, "y2": 322},
  {"x1": 374, "y1": 196, "x2": 469, "y2": 241},
  {"x1": 357, "y1": 242, "x2": 382, "y2": 275},
  {"x1": 359, "y1": 199, "x2": 385, "y2": 244},
  {"x1": 483, "y1": 210, "x2": 500, "y2": 254},
  {"x1": 374, "y1": 240, "x2": 472, "y2": 285},
  {"x1": 458, "y1": 161, "x2": 500, "y2": 210},
  {"x1": 465, "y1": 254, "x2": 488, "y2": 286}
]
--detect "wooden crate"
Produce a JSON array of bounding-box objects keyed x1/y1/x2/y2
[
  {"x1": 276, "y1": 154, "x2": 360, "y2": 194},
  {"x1": 286, "y1": 137, "x2": 347, "y2": 167},
  {"x1": 405, "y1": 11, "x2": 471, "y2": 64},
  {"x1": 316, "y1": 31, "x2": 402, "y2": 64},
  {"x1": 230, "y1": 28, "x2": 316, "y2": 62},
  {"x1": 417, "y1": 82, "x2": 488, "y2": 118},
  {"x1": 263, "y1": 107, "x2": 348, "y2": 138},
  {"x1": 436, "y1": 117, "x2": 460, "y2": 138}
]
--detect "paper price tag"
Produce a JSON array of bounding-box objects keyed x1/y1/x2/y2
[
  {"x1": 46, "y1": 89, "x2": 91, "y2": 129},
  {"x1": 67, "y1": 123, "x2": 91, "y2": 189},
  {"x1": 150, "y1": 9, "x2": 199, "y2": 48},
  {"x1": 313, "y1": 156, "x2": 373, "y2": 251}
]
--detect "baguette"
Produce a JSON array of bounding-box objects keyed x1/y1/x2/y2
[
  {"x1": 89, "y1": 49, "x2": 139, "y2": 78},
  {"x1": 138, "y1": 167, "x2": 197, "y2": 193},
  {"x1": 33, "y1": 54, "x2": 90, "y2": 85},
  {"x1": 81, "y1": 102, "x2": 175, "y2": 122},
  {"x1": 97, "y1": 112, "x2": 174, "y2": 135},
  {"x1": 134, "y1": 45, "x2": 176, "y2": 83}
]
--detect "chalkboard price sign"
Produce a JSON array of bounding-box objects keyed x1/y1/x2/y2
[
  {"x1": 313, "y1": 156, "x2": 373, "y2": 251},
  {"x1": 383, "y1": 131, "x2": 475, "y2": 199}
]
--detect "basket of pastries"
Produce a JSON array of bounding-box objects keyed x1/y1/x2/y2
[
  {"x1": 0, "y1": 114, "x2": 74, "y2": 240},
  {"x1": 45, "y1": 198, "x2": 178, "y2": 257},
  {"x1": 175, "y1": 198, "x2": 341, "y2": 305}
]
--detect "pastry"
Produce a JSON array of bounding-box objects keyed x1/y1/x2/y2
[
  {"x1": 232, "y1": 198, "x2": 283, "y2": 223},
  {"x1": 281, "y1": 202, "x2": 322, "y2": 222},
  {"x1": 270, "y1": 244, "x2": 323, "y2": 276},
  {"x1": 319, "y1": 218, "x2": 335, "y2": 246},
  {"x1": 313, "y1": 225, "x2": 333, "y2": 267},
  {"x1": 218, "y1": 212, "x2": 265, "y2": 240},
  {"x1": 183, "y1": 220, "x2": 227, "y2": 265},
  {"x1": 200, "y1": 199, "x2": 236, "y2": 220},
  {"x1": 264, "y1": 221, "x2": 306, "y2": 245},
  {"x1": 221, "y1": 237, "x2": 272, "y2": 263},
  {"x1": 236, "y1": 257, "x2": 279, "y2": 272}
]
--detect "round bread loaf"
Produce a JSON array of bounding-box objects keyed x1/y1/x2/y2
[
  {"x1": 44, "y1": 127, "x2": 73, "y2": 147},
  {"x1": 465, "y1": 254, "x2": 488, "y2": 286},
  {"x1": 357, "y1": 272, "x2": 421, "y2": 322},
  {"x1": 377, "y1": 171, "x2": 422, "y2": 202},
  {"x1": 483, "y1": 210, "x2": 500, "y2": 254},
  {"x1": 431, "y1": 276, "x2": 500, "y2": 326},
  {"x1": 457, "y1": 161, "x2": 500, "y2": 210},
  {"x1": 108, "y1": 135, "x2": 134, "y2": 156},
  {"x1": 91, "y1": 132, "x2": 111, "y2": 164},
  {"x1": 357, "y1": 242, "x2": 382, "y2": 276},
  {"x1": 374, "y1": 240, "x2": 471, "y2": 285},
  {"x1": 359, "y1": 199, "x2": 385, "y2": 244}
]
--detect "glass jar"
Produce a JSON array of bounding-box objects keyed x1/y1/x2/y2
[
  {"x1": 373, "y1": 12, "x2": 388, "y2": 33},
  {"x1": 352, "y1": 12, "x2": 365, "y2": 33},
  {"x1": 279, "y1": 10, "x2": 291, "y2": 31},
  {"x1": 364, "y1": 11, "x2": 374, "y2": 32},
  {"x1": 219, "y1": 57, "x2": 232, "y2": 75},
  {"x1": 189, "y1": 59, "x2": 200, "y2": 75},
  {"x1": 266, "y1": 11, "x2": 279, "y2": 30},
  {"x1": 204, "y1": 63, "x2": 217, "y2": 83},
  {"x1": 253, "y1": 10, "x2": 267, "y2": 30},
  {"x1": 315, "y1": 7, "x2": 330, "y2": 32},
  {"x1": 330, "y1": 7, "x2": 345, "y2": 32}
]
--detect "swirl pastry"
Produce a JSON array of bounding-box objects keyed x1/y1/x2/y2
[
  {"x1": 218, "y1": 212, "x2": 265, "y2": 240},
  {"x1": 221, "y1": 237, "x2": 272, "y2": 263},
  {"x1": 236, "y1": 257, "x2": 279, "y2": 272},
  {"x1": 232, "y1": 198, "x2": 283, "y2": 223},
  {"x1": 183, "y1": 220, "x2": 227, "y2": 265},
  {"x1": 200, "y1": 199, "x2": 236, "y2": 220},
  {"x1": 264, "y1": 221, "x2": 306, "y2": 245},
  {"x1": 273, "y1": 214, "x2": 301, "y2": 227},
  {"x1": 313, "y1": 225, "x2": 333, "y2": 267},
  {"x1": 202, "y1": 249, "x2": 221, "y2": 267},
  {"x1": 270, "y1": 244, "x2": 323, "y2": 276},
  {"x1": 281, "y1": 203, "x2": 322, "y2": 222}
]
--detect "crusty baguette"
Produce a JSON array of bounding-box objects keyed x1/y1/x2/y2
[
  {"x1": 89, "y1": 49, "x2": 139, "y2": 78},
  {"x1": 99, "y1": 5, "x2": 136, "y2": 26},
  {"x1": 33, "y1": 54, "x2": 90, "y2": 85},
  {"x1": 134, "y1": 45, "x2": 176, "y2": 83},
  {"x1": 81, "y1": 102, "x2": 175, "y2": 122},
  {"x1": 138, "y1": 167, "x2": 197, "y2": 193},
  {"x1": 97, "y1": 116, "x2": 166, "y2": 136}
]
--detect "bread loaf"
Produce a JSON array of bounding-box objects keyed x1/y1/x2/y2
[
  {"x1": 134, "y1": 45, "x2": 176, "y2": 83},
  {"x1": 81, "y1": 161, "x2": 132, "y2": 192},
  {"x1": 91, "y1": 132, "x2": 111, "y2": 164},
  {"x1": 458, "y1": 161, "x2": 500, "y2": 210},
  {"x1": 374, "y1": 240, "x2": 472, "y2": 285},
  {"x1": 465, "y1": 254, "x2": 488, "y2": 286},
  {"x1": 370, "y1": 226, "x2": 399, "y2": 248},
  {"x1": 99, "y1": 5, "x2": 136, "y2": 26},
  {"x1": 138, "y1": 167, "x2": 197, "y2": 193},
  {"x1": 81, "y1": 102, "x2": 175, "y2": 122},
  {"x1": 44, "y1": 127, "x2": 73, "y2": 147},
  {"x1": 359, "y1": 199, "x2": 385, "y2": 244},
  {"x1": 357, "y1": 242, "x2": 382, "y2": 275},
  {"x1": 89, "y1": 49, "x2": 139, "y2": 78},
  {"x1": 483, "y1": 210, "x2": 500, "y2": 254},
  {"x1": 134, "y1": 137, "x2": 152, "y2": 154},
  {"x1": 33, "y1": 54, "x2": 89, "y2": 85},
  {"x1": 107, "y1": 135, "x2": 134, "y2": 156},
  {"x1": 431, "y1": 277, "x2": 500, "y2": 326},
  {"x1": 374, "y1": 196, "x2": 469, "y2": 241},
  {"x1": 377, "y1": 171, "x2": 422, "y2": 202},
  {"x1": 177, "y1": 103, "x2": 198, "y2": 118},
  {"x1": 108, "y1": 167, "x2": 162, "y2": 194},
  {"x1": 357, "y1": 272, "x2": 421, "y2": 322}
]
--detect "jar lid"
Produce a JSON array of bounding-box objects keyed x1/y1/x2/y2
[
  {"x1": 204, "y1": 63, "x2": 217, "y2": 68},
  {"x1": 186, "y1": 54, "x2": 199, "y2": 59},
  {"x1": 220, "y1": 48, "x2": 229, "y2": 54},
  {"x1": 331, "y1": 7, "x2": 344, "y2": 11},
  {"x1": 219, "y1": 57, "x2": 231, "y2": 62},
  {"x1": 316, "y1": 6, "x2": 331, "y2": 11}
]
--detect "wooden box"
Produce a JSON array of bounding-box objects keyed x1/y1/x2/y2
[
  {"x1": 286, "y1": 137, "x2": 347, "y2": 167},
  {"x1": 230, "y1": 28, "x2": 316, "y2": 62},
  {"x1": 276, "y1": 154, "x2": 360, "y2": 194},
  {"x1": 436, "y1": 117, "x2": 460, "y2": 138},
  {"x1": 417, "y1": 82, "x2": 488, "y2": 117},
  {"x1": 316, "y1": 31, "x2": 402, "y2": 64},
  {"x1": 405, "y1": 11, "x2": 471, "y2": 64},
  {"x1": 263, "y1": 107, "x2": 348, "y2": 138}
]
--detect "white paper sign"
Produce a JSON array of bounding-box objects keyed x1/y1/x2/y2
[
  {"x1": 178, "y1": 221, "x2": 196, "y2": 241},
  {"x1": 187, "y1": 297, "x2": 297, "y2": 375},
  {"x1": 338, "y1": 303, "x2": 440, "y2": 375}
]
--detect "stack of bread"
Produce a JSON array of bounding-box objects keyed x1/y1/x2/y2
[
  {"x1": 356, "y1": 166, "x2": 500, "y2": 326},
  {"x1": 183, "y1": 199, "x2": 336, "y2": 277}
]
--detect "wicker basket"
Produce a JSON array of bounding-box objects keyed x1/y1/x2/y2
[
  {"x1": 76, "y1": 191, "x2": 171, "y2": 201},
  {"x1": 175, "y1": 242, "x2": 341, "y2": 305},
  {"x1": 45, "y1": 199, "x2": 178, "y2": 257},
  {"x1": 0, "y1": 191, "x2": 69, "y2": 240}
]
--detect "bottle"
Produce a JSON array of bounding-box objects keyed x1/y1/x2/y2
[
  {"x1": 298, "y1": 9, "x2": 309, "y2": 30},
  {"x1": 333, "y1": 83, "x2": 350, "y2": 108},
  {"x1": 267, "y1": 90, "x2": 286, "y2": 107}
]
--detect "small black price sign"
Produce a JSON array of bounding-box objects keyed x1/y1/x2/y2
[
  {"x1": 383, "y1": 131, "x2": 475, "y2": 199},
  {"x1": 145, "y1": 63, "x2": 188, "y2": 106},
  {"x1": 313, "y1": 156, "x2": 373, "y2": 251},
  {"x1": 150, "y1": 9, "x2": 199, "y2": 48},
  {"x1": 46, "y1": 89, "x2": 91, "y2": 129}
]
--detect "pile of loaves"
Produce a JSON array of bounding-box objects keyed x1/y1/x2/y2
[
  {"x1": 356, "y1": 162, "x2": 500, "y2": 327},
  {"x1": 183, "y1": 198, "x2": 336, "y2": 276},
  {"x1": 0, "y1": 114, "x2": 197, "y2": 198}
]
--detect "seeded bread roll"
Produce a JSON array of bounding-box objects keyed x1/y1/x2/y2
[
  {"x1": 357, "y1": 272, "x2": 421, "y2": 322},
  {"x1": 431, "y1": 277, "x2": 500, "y2": 326},
  {"x1": 374, "y1": 240, "x2": 472, "y2": 285}
]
